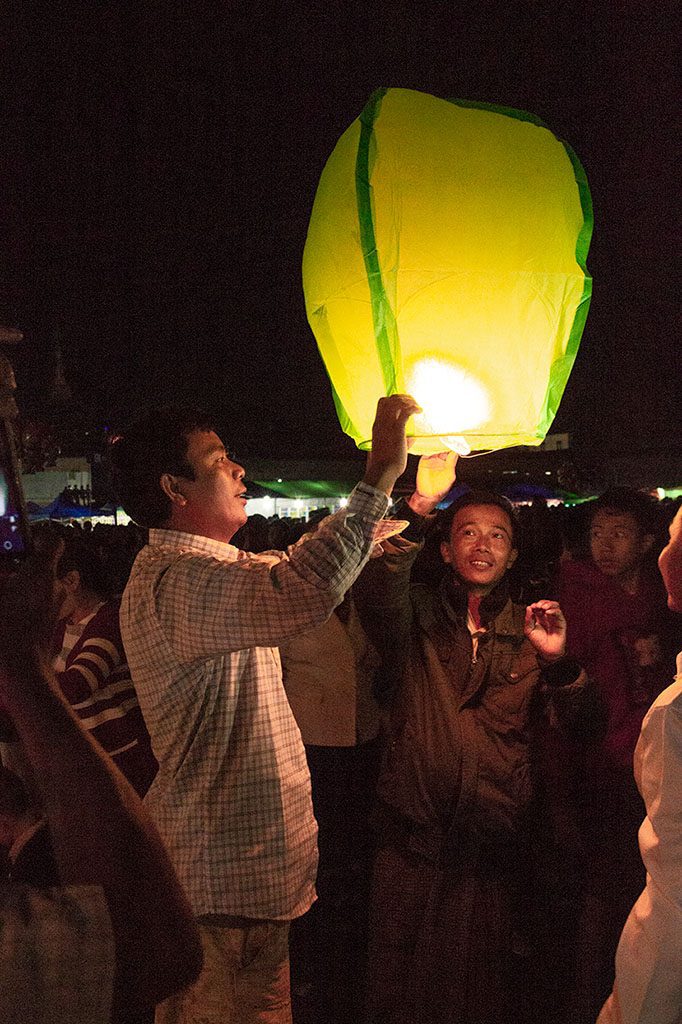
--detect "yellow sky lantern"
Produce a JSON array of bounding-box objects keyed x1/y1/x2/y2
[{"x1": 302, "y1": 88, "x2": 593, "y2": 454}]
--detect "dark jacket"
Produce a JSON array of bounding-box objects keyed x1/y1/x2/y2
[
  {"x1": 355, "y1": 536, "x2": 592, "y2": 862},
  {"x1": 559, "y1": 558, "x2": 677, "y2": 772}
]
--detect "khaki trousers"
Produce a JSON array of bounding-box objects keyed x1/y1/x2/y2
[{"x1": 156, "y1": 916, "x2": 292, "y2": 1024}]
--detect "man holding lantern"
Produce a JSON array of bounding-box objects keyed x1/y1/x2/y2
[
  {"x1": 355, "y1": 451, "x2": 594, "y2": 1024},
  {"x1": 111, "y1": 394, "x2": 419, "y2": 1024}
]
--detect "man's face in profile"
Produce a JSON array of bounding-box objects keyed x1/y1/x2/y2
[{"x1": 177, "y1": 430, "x2": 248, "y2": 542}]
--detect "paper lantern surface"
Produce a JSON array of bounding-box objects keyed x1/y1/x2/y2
[{"x1": 302, "y1": 88, "x2": 593, "y2": 453}]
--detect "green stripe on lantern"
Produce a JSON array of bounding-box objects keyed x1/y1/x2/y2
[
  {"x1": 354, "y1": 87, "x2": 400, "y2": 397},
  {"x1": 536, "y1": 140, "x2": 593, "y2": 440},
  {"x1": 446, "y1": 97, "x2": 551, "y2": 129}
]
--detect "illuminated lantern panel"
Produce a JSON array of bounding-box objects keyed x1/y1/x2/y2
[{"x1": 302, "y1": 88, "x2": 593, "y2": 454}]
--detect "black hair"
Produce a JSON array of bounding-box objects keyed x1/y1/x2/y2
[
  {"x1": 437, "y1": 489, "x2": 519, "y2": 548},
  {"x1": 109, "y1": 406, "x2": 217, "y2": 529},
  {"x1": 589, "y1": 487, "x2": 657, "y2": 536},
  {"x1": 56, "y1": 535, "x2": 111, "y2": 598}
]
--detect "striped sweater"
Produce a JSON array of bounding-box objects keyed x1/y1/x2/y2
[{"x1": 53, "y1": 600, "x2": 157, "y2": 796}]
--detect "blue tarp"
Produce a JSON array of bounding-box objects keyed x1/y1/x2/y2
[{"x1": 27, "y1": 499, "x2": 114, "y2": 521}]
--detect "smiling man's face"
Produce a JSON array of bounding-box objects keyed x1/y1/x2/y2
[{"x1": 440, "y1": 503, "x2": 517, "y2": 596}]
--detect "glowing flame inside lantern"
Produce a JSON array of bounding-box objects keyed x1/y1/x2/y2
[{"x1": 406, "y1": 358, "x2": 491, "y2": 455}]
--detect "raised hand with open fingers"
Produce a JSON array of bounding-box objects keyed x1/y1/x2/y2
[{"x1": 524, "y1": 600, "x2": 567, "y2": 663}]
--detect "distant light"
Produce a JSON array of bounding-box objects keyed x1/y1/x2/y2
[
  {"x1": 339, "y1": 497, "x2": 348, "y2": 508},
  {"x1": 545, "y1": 471, "x2": 552, "y2": 476},
  {"x1": 277, "y1": 478, "x2": 283, "y2": 483},
  {"x1": 656, "y1": 487, "x2": 665, "y2": 500}
]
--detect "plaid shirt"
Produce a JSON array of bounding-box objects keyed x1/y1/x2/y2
[{"x1": 120, "y1": 482, "x2": 389, "y2": 919}]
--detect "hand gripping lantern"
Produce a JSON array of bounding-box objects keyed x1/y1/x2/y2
[{"x1": 302, "y1": 88, "x2": 593, "y2": 455}]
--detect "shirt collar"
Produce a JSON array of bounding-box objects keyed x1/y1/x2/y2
[{"x1": 148, "y1": 528, "x2": 243, "y2": 562}]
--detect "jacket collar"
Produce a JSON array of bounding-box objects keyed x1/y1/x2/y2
[
  {"x1": 440, "y1": 572, "x2": 510, "y2": 627},
  {"x1": 437, "y1": 573, "x2": 527, "y2": 644}
]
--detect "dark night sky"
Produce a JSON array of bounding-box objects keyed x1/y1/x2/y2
[{"x1": 1, "y1": 1, "x2": 679, "y2": 462}]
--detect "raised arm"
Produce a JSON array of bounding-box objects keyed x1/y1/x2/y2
[
  {"x1": 148, "y1": 395, "x2": 422, "y2": 660},
  {"x1": 354, "y1": 450, "x2": 457, "y2": 676},
  {"x1": 363, "y1": 394, "x2": 422, "y2": 495}
]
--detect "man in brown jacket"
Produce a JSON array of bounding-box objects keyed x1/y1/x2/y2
[{"x1": 356, "y1": 453, "x2": 592, "y2": 1024}]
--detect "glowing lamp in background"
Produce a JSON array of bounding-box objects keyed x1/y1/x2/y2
[{"x1": 302, "y1": 87, "x2": 593, "y2": 454}]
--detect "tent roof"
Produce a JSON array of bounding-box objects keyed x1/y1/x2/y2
[{"x1": 253, "y1": 479, "x2": 352, "y2": 499}]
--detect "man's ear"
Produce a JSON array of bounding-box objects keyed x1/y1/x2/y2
[
  {"x1": 63, "y1": 569, "x2": 81, "y2": 593},
  {"x1": 507, "y1": 548, "x2": 518, "y2": 570},
  {"x1": 160, "y1": 474, "x2": 187, "y2": 507}
]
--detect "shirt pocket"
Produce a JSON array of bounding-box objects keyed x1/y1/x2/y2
[{"x1": 486, "y1": 649, "x2": 539, "y2": 718}]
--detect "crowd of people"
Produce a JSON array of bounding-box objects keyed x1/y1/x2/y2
[
  {"x1": 0, "y1": 395, "x2": 680, "y2": 1024},
  {"x1": 58, "y1": 484, "x2": 93, "y2": 508}
]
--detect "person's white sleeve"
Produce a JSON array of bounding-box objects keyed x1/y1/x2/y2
[{"x1": 597, "y1": 683, "x2": 682, "y2": 1024}]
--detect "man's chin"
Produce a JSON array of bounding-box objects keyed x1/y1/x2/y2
[
  {"x1": 453, "y1": 568, "x2": 504, "y2": 591},
  {"x1": 231, "y1": 512, "x2": 248, "y2": 535}
]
